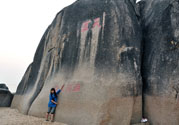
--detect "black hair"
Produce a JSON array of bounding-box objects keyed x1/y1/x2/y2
[{"x1": 50, "y1": 88, "x2": 57, "y2": 100}]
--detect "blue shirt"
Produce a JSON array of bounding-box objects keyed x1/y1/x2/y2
[{"x1": 48, "y1": 89, "x2": 61, "y2": 107}]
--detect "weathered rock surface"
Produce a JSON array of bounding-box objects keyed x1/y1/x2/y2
[
  {"x1": 0, "y1": 83, "x2": 13, "y2": 107},
  {"x1": 12, "y1": 0, "x2": 143, "y2": 124},
  {"x1": 140, "y1": 0, "x2": 179, "y2": 124},
  {"x1": 11, "y1": 0, "x2": 179, "y2": 124}
]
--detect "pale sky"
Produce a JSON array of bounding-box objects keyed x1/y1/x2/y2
[
  {"x1": 0, "y1": 0, "x2": 76, "y2": 92},
  {"x1": 0, "y1": 0, "x2": 141, "y2": 92}
]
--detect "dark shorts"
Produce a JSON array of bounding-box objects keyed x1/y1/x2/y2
[{"x1": 47, "y1": 107, "x2": 56, "y2": 114}]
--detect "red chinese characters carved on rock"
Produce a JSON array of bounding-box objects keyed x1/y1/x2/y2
[
  {"x1": 72, "y1": 83, "x2": 81, "y2": 92},
  {"x1": 65, "y1": 83, "x2": 81, "y2": 93},
  {"x1": 81, "y1": 20, "x2": 91, "y2": 32},
  {"x1": 93, "y1": 18, "x2": 101, "y2": 28},
  {"x1": 66, "y1": 84, "x2": 73, "y2": 92},
  {"x1": 81, "y1": 17, "x2": 101, "y2": 32}
]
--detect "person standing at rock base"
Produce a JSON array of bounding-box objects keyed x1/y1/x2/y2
[{"x1": 45, "y1": 84, "x2": 65, "y2": 122}]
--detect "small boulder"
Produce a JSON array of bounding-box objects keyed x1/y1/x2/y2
[{"x1": 0, "y1": 83, "x2": 14, "y2": 107}]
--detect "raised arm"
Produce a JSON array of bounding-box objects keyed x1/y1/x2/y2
[
  {"x1": 56, "y1": 84, "x2": 65, "y2": 94},
  {"x1": 61, "y1": 84, "x2": 65, "y2": 91}
]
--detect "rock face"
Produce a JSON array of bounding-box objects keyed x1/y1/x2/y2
[
  {"x1": 11, "y1": 0, "x2": 179, "y2": 124},
  {"x1": 0, "y1": 83, "x2": 14, "y2": 107},
  {"x1": 11, "y1": 0, "x2": 143, "y2": 124},
  {"x1": 140, "y1": 0, "x2": 179, "y2": 124}
]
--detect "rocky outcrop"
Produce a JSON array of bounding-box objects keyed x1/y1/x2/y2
[
  {"x1": 140, "y1": 0, "x2": 179, "y2": 124},
  {"x1": 0, "y1": 83, "x2": 14, "y2": 107},
  {"x1": 12, "y1": 0, "x2": 143, "y2": 124},
  {"x1": 11, "y1": 0, "x2": 179, "y2": 124}
]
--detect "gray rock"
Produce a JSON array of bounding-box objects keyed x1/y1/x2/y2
[
  {"x1": 11, "y1": 0, "x2": 143, "y2": 124},
  {"x1": 0, "y1": 83, "x2": 14, "y2": 107},
  {"x1": 13, "y1": 0, "x2": 179, "y2": 124},
  {"x1": 0, "y1": 83, "x2": 8, "y2": 90},
  {"x1": 140, "y1": 0, "x2": 179, "y2": 124}
]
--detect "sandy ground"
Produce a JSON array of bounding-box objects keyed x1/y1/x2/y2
[{"x1": 0, "y1": 108, "x2": 67, "y2": 125}]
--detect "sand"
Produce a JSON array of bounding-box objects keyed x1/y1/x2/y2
[{"x1": 0, "y1": 108, "x2": 67, "y2": 125}]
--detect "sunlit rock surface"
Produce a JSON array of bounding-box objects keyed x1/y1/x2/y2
[
  {"x1": 12, "y1": 0, "x2": 143, "y2": 124},
  {"x1": 12, "y1": 0, "x2": 179, "y2": 124}
]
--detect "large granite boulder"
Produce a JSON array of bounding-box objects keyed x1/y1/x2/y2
[
  {"x1": 0, "y1": 83, "x2": 14, "y2": 107},
  {"x1": 11, "y1": 0, "x2": 143, "y2": 124},
  {"x1": 140, "y1": 0, "x2": 179, "y2": 124}
]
